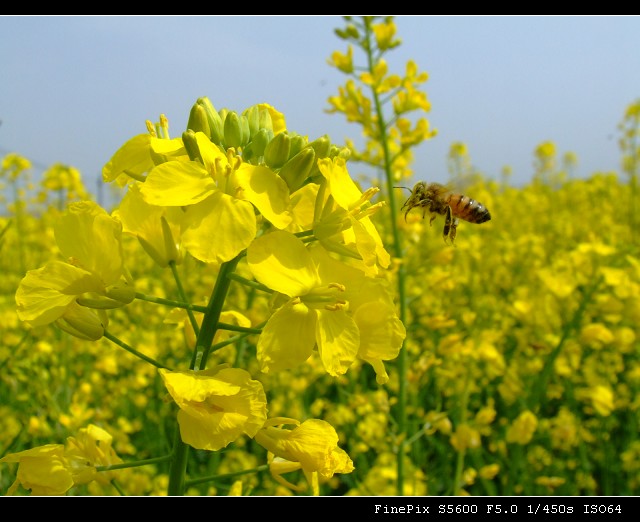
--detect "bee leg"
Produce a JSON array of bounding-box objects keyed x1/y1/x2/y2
[
  {"x1": 443, "y1": 207, "x2": 459, "y2": 245},
  {"x1": 429, "y1": 213, "x2": 436, "y2": 227},
  {"x1": 450, "y1": 218, "x2": 459, "y2": 245}
]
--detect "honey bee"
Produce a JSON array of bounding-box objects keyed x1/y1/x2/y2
[{"x1": 398, "y1": 181, "x2": 491, "y2": 244}]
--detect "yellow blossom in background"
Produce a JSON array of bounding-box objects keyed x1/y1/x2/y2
[
  {"x1": 328, "y1": 45, "x2": 354, "y2": 74},
  {"x1": 581, "y1": 385, "x2": 615, "y2": 416},
  {"x1": 479, "y1": 464, "x2": 500, "y2": 480},
  {"x1": 450, "y1": 424, "x2": 481, "y2": 452},
  {"x1": 371, "y1": 18, "x2": 400, "y2": 51},
  {"x1": 580, "y1": 323, "x2": 615, "y2": 349},
  {"x1": 535, "y1": 476, "x2": 566, "y2": 490},
  {"x1": 159, "y1": 366, "x2": 267, "y2": 451},
  {"x1": 1, "y1": 152, "x2": 32, "y2": 180},
  {"x1": 506, "y1": 411, "x2": 538, "y2": 445},
  {"x1": 41, "y1": 163, "x2": 89, "y2": 200}
]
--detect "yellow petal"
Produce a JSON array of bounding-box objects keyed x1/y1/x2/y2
[
  {"x1": 247, "y1": 231, "x2": 320, "y2": 296},
  {"x1": 16, "y1": 261, "x2": 101, "y2": 326},
  {"x1": 182, "y1": 192, "x2": 256, "y2": 264},
  {"x1": 257, "y1": 299, "x2": 316, "y2": 373},
  {"x1": 234, "y1": 164, "x2": 292, "y2": 229},
  {"x1": 140, "y1": 160, "x2": 216, "y2": 206},
  {"x1": 316, "y1": 309, "x2": 359, "y2": 377},
  {"x1": 317, "y1": 157, "x2": 362, "y2": 210},
  {"x1": 54, "y1": 201, "x2": 124, "y2": 284},
  {"x1": 102, "y1": 134, "x2": 154, "y2": 183}
]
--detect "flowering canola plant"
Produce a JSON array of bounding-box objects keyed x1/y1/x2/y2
[{"x1": 4, "y1": 96, "x2": 404, "y2": 496}]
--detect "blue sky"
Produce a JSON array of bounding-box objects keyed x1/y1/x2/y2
[{"x1": 1, "y1": 15, "x2": 639, "y2": 196}]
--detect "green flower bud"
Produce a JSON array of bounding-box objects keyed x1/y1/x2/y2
[
  {"x1": 243, "y1": 128, "x2": 273, "y2": 162},
  {"x1": 244, "y1": 105, "x2": 262, "y2": 139},
  {"x1": 187, "y1": 103, "x2": 211, "y2": 137},
  {"x1": 182, "y1": 130, "x2": 203, "y2": 163},
  {"x1": 278, "y1": 146, "x2": 316, "y2": 192},
  {"x1": 346, "y1": 24, "x2": 360, "y2": 39},
  {"x1": 56, "y1": 307, "x2": 106, "y2": 341},
  {"x1": 76, "y1": 296, "x2": 125, "y2": 309},
  {"x1": 224, "y1": 111, "x2": 246, "y2": 149},
  {"x1": 105, "y1": 282, "x2": 136, "y2": 304},
  {"x1": 197, "y1": 97, "x2": 225, "y2": 145},
  {"x1": 308, "y1": 135, "x2": 332, "y2": 159},
  {"x1": 288, "y1": 134, "x2": 307, "y2": 159},
  {"x1": 137, "y1": 235, "x2": 168, "y2": 267},
  {"x1": 264, "y1": 132, "x2": 291, "y2": 169},
  {"x1": 259, "y1": 108, "x2": 273, "y2": 133},
  {"x1": 306, "y1": 135, "x2": 332, "y2": 179}
]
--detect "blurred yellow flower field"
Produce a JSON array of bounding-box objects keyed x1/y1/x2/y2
[{"x1": 1, "y1": 16, "x2": 639, "y2": 496}]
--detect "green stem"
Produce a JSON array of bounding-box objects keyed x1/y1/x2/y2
[
  {"x1": 11, "y1": 180, "x2": 26, "y2": 275},
  {"x1": 451, "y1": 372, "x2": 471, "y2": 495},
  {"x1": 96, "y1": 454, "x2": 174, "y2": 472},
  {"x1": 169, "y1": 260, "x2": 200, "y2": 338},
  {"x1": 217, "y1": 322, "x2": 262, "y2": 335},
  {"x1": 185, "y1": 464, "x2": 269, "y2": 488},
  {"x1": 167, "y1": 424, "x2": 190, "y2": 496},
  {"x1": 103, "y1": 330, "x2": 168, "y2": 369},
  {"x1": 168, "y1": 254, "x2": 242, "y2": 496},
  {"x1": 226, "y1": 273, "x2": 273, "y2": 294},
  {"x1": 196, "y1": 255, "x2": 242, "y2": 370},
  {"x1": 134, "y1": 292, "x2": 207, "y2": 313},
  {"x1": 362, "y1": 18, "x2": 408, "y2": 496},
  {"x1": 209, "y1": 322, "x2": 265, "y2": 355}
]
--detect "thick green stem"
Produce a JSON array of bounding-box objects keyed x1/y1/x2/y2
[
  {"x1": 168, "y1": 254, "x2": 242, "y2": 495},
  {"x1": 362, "y1": 19, "x2": 408, "y2": 496}
]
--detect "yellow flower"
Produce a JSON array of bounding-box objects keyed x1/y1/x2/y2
[
  {"x1": 41, "y1": 163, "x2": 89, "y2": 200},
  {"x1": 1, "y1": 152, "x2": 32, "y2": 180},
  {"x1": 0, "y1": 424, "x2": 122, "y2": 496},
  {"x1": 328, "y1": 45, "x2": 354, "y2": 74},
  {"x1": 450, "y1": 424, "x2": 481, "y2": 451},
  {"x1": 580, "y1": 323, "x2": 614, "y2": 349},
  {"x1": 65, "y1": 424, "x2": 123, "y2": 486},
  {"x1": 506, "y1": 410, "x2": 538, "y2": 445},
  {"x1": 479, "y1": 464, "x2": 500, "y2": 480},
  {"x1": 315, "y1": 156, "x2": 390, "y2": 276},
  {"x1": 247, "y1": 230, "x2": 404, "y2": 382},
  {"x1": 586, "y1": 384, "x2": 615, "y2": 416},
  {"x1": 114, "y1": 182, "x2": 184, "y2": 267},
  {"x1": 372, "y1": 19, "x2": 400, "y2": 50},
  {"x1": 0, "y1": 444, "x2": 74, "y2": 495},
  {"x1": 254, "y1": 417, "x2": 354, "y2": 485},
  {"x1": 102, "y1": 132, "x2": 187, "y2": 186},
  {"x1": 15, "y1": 201, "x2": 133, "y2": 339},
  {"x1": 159, "y1": 366, "x2": 267, "y2": 451},
  {"x1": 140, "y1": 132, "x2": 292, "y2": 265}
]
